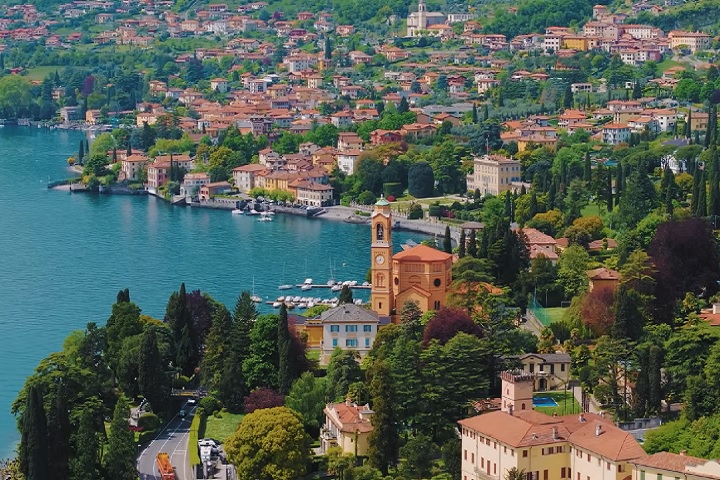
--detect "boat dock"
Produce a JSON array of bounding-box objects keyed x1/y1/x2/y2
[{"x1": 294, "y1": 284, "x2": 370, "y2": 290}]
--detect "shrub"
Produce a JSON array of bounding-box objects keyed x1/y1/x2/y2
[
  {"x1": 244, "y1": 388, "x2": 284, "y2": 414},
  {"x1": 383, "y1": 182, "x2": 403, "y2": 199},
  {"x1": 137, "y1": 412, "x2": 161, "y2": 431},
  {"x1": 197, "y1": 395, "x2": 222, "y2": 417},
  {"x1": 407, "y1": 203, "x2": 423, "y2": 220},
  {"x1": 428, "y1": 203, "x2": 443, "y2": 218}
]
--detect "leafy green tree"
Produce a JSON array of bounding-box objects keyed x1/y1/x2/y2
[
  {"x1": 368, "y1": 361, "x2": 400, "y2": 476},
  {"x1": 225, "y1": 407, "x2": 311, "y2": 480},
  {"x1": 243, "y1": 314, "x2": 280, "y2": 392},
  {"x1": 19, "y1": 384, "x2": 49, "y2": 480},
  {"x1": 104, "y1": 396, "x2": 136, "y2": 480},
  {"x1": 616, "y1": 166, "x2": 657, "y2": 229},
  {"x1": 326, "y1": 349, "x2": 362, "y2": 401},
  {"x1": 285, "y1": 373, "x2": 329, "y2": 435},
  {"x1": 201, "y1": 301, "x2": 232, "y2": 393},
  {"x1": 408, "y1": 161, "x2": 435, "y2": 198},
  {"x1": 400, "y1": 434, "x2": 438, "y2": 479},
  {"x1": 557, "y1": 245, "x2": 591, "y2": 299}
]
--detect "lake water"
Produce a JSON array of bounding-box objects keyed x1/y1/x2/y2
[{"x1": 0, "y1": 125, "x2": 425, "y2": 458}]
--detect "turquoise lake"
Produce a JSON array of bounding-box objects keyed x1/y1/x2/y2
[{"x1": 0, "y1": 125, "x2": 426, "y2": 458}]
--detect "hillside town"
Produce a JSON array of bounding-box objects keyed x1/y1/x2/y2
[{"x1": 6, "y1": 0, "x2": 720, "y2": 479}]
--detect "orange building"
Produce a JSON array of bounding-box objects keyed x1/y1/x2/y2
[{"x1": 370, "y1": 197, "x2": 452, "y2": 319}]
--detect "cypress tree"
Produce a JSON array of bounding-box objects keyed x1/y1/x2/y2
[
  {"x1": 19, "y1": 384, "x2": 49, "y2": 480},
  {"x1": 583, "y1": 152, "x2": 591, "y2": 182},
  {"x1": 443, "y1": 225, "x2": 452, "y2": 253},
  {"x1": 691, "y1": 168, "x2": 701, "y2": 214},
  {"x1": 277, "y1": 304, "x2": 293, "y2": 395},
  {"x1": 104, "y1": 397, "x2": 136, "y2": 480},
  {"x1": 529, "y1": 190, "x2": 538, "y2": 218},
  {"x1": 709, "y1": 149, "x2": 718, "y2": 216},
  {"x1": 70, "y1": 409, "x2": 100, "y2": 480},
  {"x1": 472, "y1": 103, "x2": 478, "y2": 124},
  {"x1": 165, "y1": 283, "x2": 196, "y2": 376},
  {"x1": 219, "y1": 292, "x2": 256, "y2": 411},
  {"x1": 606, "y1": 168, "x2": 613, "y2": 212},
  {"x1": 324, "y1": 36, "x2": 332, "y2": 60},
  {"x1": 458, "y1": 229, "x2": 466, "y2": 258},
  {"x1": 665, "y1": 185, "x2": 674, "y2": 216},
  {"x1": 548, "y1": 180, "x2": 557, "y2": 210},
  {"x1": 138, "y1": 327, "x2": 169, "y2": 414},
  {"x1": 563, "y1": 83, "x2": 573, "y2": 109},
  {"x1": 632, "y1": 81, "x2": 642, "y2": 100},
  {"x1": 504, "y1": 192, "x2": 512, "y2": 218},
  {"x1": 467, "y1": 229, "x2": 478, "y2": 257},
  {"x1": 339, "y1": 285, "x2": 353, "y2": 304},
  {"x1": 368, "y1": 361, "x2": 400, "y2": 476},
  {"x1": 48, "y1": 382, "x2": 70, "y2": 480},
  {"x1": 615, "y1": 164, "x2": 623, "y2": 207},
  {"x1": 697, "y1": 170, "x2": 707, "y2": 217},
  {"x1": 0, "y1": 53, "x2": 4, "y2": 71},
  {"x1": 112, "y1": 147, "x2": 117, "y2": 163},
  {"x1": 686, "y1": 109, "x2": 692, "y2": 139},
  {"x1": 126, "y1": 141, "x2": 132, "y2": 157},
  {"x1": 482, "y1": 104, "x2": 489, "y2": 122}
]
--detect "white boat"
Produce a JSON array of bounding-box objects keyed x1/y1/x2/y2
[
  {"x1": 286, "y1": 302, "x2": 295, "y2": 309},
  {"x1": 362, "y1": 281, "x2": 371, "y2": 287},
  {"x1": 301, "y1": 284, "x2": 312, "y2": 291},
  {"x1": 278, "y1": 284, "x2": 293, "y2": 290},
  {"x1": 293, "y1": 296, "x2": 302, "y2": 302},
  {"x1": 327, "y1": 280, "x2": 335, "y2": 286},
  {"x1": 298, "y1": 303, "x2": 307, "y2": 309},
  {"x1": 350, "y1": 280, "x2": 357, "y2": 286},
  {"x1": 246, "y1": 209, "x2": 260, "y2": 215},
  {"x1": 251, "y1": 295, "x2": 262, "y2": 303},
  {"x1": 354, "y1": 299, "x2": 363, "y2": 305},
  {"x1": 308, "y1": 301, "x2": 315, "y2": 308},
  {"x1": 258, "y1": 212, "x2": 273, "y2": 222},
  {"x1": 303, "y1": 278, "x2": 313, "y2": 285},
  {"x1": 331, "y1": 284, "x2": 342, "y2": 292},
  {"x1": 277, "y1": 296, "x2": 285, "y2": 302},
  {"x1": 273, "y1": 302, "x2": 282, "y2": 308},
  {"x1": 231, "y1": 209, "x2": 244, "y2": 215}
]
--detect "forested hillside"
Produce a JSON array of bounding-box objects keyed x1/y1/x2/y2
[{"x1": 635, "y1": 0, "x2": 720, "y2": 35}]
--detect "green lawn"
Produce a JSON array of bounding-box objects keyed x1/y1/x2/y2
[
  {"x1": 656, "y1": 58, "x2": 684, "y2": 73},
  {"x1": 203, "y1": 411, "x2": 244, "y2": 443},
  {"x1": 533, "y1": 306, "x2": 567, "y2": 326},
  {"x1": 24, "y1": 66, "x2": 65, "y2": 81},
  {"x1": 306, "y1": 349, "x2": 320, "y2": 362},
  {"x1": 580, "y1": 204, "x2": 601, "y2": 217},
  {"x1": 533, "y1": 391, "x2": 581, "y2": 416}
]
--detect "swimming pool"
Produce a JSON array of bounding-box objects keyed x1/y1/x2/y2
[{"x1": 533, "y1": 396, "x2": 559, "y2": 407}]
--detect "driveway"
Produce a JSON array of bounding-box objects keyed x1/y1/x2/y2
[{"x1": 138, "y1": 404, "x2": 196, "y2": 480}]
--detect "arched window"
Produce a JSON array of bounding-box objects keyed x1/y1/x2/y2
[
  {"x1": 376, "y1": 273, "x2": 385, "y2": 287},
  {"x1": 376, "y1": 223, "x2": 384, "y2": 241}
]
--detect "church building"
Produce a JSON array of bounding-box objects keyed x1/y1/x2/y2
[
  {"x1": 406, "y1": 0, "x2": 447, "y2": 37},
  {"x1": 370, "y1": 197, "x2": 453, "y2": 319}
]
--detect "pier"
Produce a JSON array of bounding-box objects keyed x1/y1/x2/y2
[{"x1": 293, "y1": 283, "x2": 370, "y2": 289}]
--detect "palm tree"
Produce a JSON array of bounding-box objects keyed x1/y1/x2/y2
[{"x1": 505, "y1": 467, "x2": 527, "y2": 480}]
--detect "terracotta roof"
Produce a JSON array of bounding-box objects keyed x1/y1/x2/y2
[
  {"x1": 393, "y1": 244, "x2": 452, "y2": 262},
  {"x1": 631, "y1": 452, "x2": 709, "y2": 474},
  {"x1": 521, "y1": 228, "x2": 557, "y2": 246},
  {"x1": 324, "y1": 402, "x2": 374, "y2": 434},
  {"x1": 587, "y1": 267, "x2": 621, "y2": 281},
  {"x1": 569, "y1": 419, "x2": 646, "y2": 461}
]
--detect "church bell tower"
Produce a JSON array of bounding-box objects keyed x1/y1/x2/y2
[{"x1": 371, "y1": 196, "x2": 394, "y2": 317}]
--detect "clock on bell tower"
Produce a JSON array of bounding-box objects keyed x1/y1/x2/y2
[{"x1": 370, "y1": 196, "x2": 394, "y2": 317}]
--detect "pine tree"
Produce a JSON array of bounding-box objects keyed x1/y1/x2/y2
[
  {"x1": 19, "y1": 384, "x2": 49, "y2": 480},
  {"x1": 48, "y1": 382, "x2": 70, "y2": 480},
  {"x1": 104, "y1": 397, "x2": 136, "y2": 480},
  {"x1": 70, "y1": 409, "x2": 100, "y2": 480},
  {"x1": 367, "y1": 361, "x2": 400, "y2": 476},
  {"x1": 458, "y1": 229, "x2": 466, "y2": 258},
  {"x1": 339, "y1": 285, "x2": 353, "y2": 304},
  {"x1": 398, "y1": 96, "x2": 409, "y2": 114},
  {"x1": 467, "y1": 229, "x2": 478, "y2": 257},
  {"x1": 138, "y1": 327, "x2": 169, "y2": 414},
  {"x1": 277, "y1": 304, "x2": 293, "y2": 395},
  {"x1": 443, "y1": 225, "x2": 452, "y2": 253}
]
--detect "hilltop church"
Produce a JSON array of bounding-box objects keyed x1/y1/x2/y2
[
  {"x1": 405, "y1": 0, "x2": 447, "y2": 37},
  {"x1": 370, "y1": 197, "x2": 453, "y2": 319}
]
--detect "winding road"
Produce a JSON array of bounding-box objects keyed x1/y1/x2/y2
[{"x1": 138, "y1": 403, "x2": 196, "y2": 480}]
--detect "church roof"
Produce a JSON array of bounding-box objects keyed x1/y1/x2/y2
[
  {"x1": 393, "y1": 244, "x2": 452, "y2": 262},
  {"x1": 375, "y1": 195, "x2": 390, "y2": 206}
]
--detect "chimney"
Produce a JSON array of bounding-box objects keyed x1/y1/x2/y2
[
  {"x1": 595, "y1": 425, "x2": 603, "y2": 437},
  {"x1": 579, "y1": 413, "x2": 586, "y2": 423},
  {"x1": 552, "y1": 427, "x2": 559, "y2": 440}
]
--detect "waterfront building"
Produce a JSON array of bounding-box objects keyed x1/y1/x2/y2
[
  {"x1": 317, "y1": 304, "x2": 385, "y2": 364},
  {"x1": 370, "y1": 198, "x2": 452, "y2": 318},
  {"x1": 232, "y1": 164, "x2": 269, "y2": 193},
  {"x1": 179, "y1": 172, "x2": 210, "y2": 198},
  {"x1": 294, "y1": 181, "x2": 334, "y2": 207},
  {"x1": 321, "y1": 400, "x2": 374, "y2": 456},
  {"x1": 120, "y1": 154, "x2": 148, "y2": 182},
  {"x1": 466, "y1": 155, "x2": 522, "y2": 196},
  {"x1": 459, "y1": 371, "x2": 645, "y2": 480}
]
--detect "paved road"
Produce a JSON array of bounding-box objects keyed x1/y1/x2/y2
[{"x1": 138, "y1": 403, "x2": 196, "y2": 480}]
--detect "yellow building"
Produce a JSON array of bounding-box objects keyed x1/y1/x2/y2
[
  {"x1": 459, "y1": 371, "x2": 646, "y2": 480},
  {"x1": 562, "y1": 36, "x2": 589, "y2": 51},
  {"x1": 370, "y1": 197, "x2": 453, "y2": 318},
  {"x1": 320, "y1": 400, "x2": 374, "y2": 456},
  {"x1": 631, "y1": 452, "x2": 720, "y2": 480}
]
